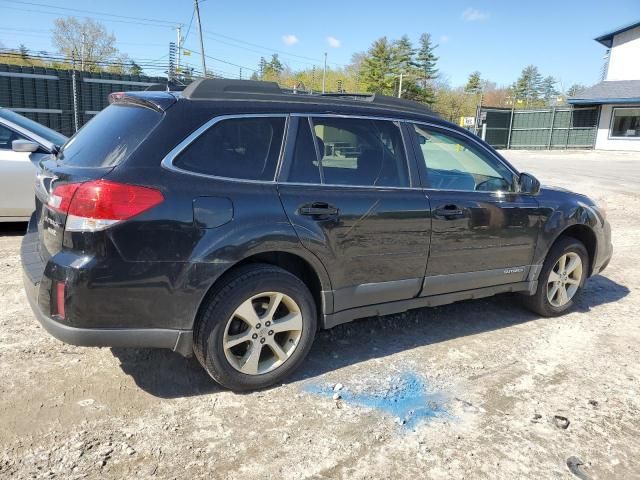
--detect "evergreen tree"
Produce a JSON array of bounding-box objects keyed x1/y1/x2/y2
[
  {"x1": 258, "y1": 57, "x2": 267, "y2": 79},
  {"x1": 541, "y1": 76, "x2": 559, "y2": 104},
  {"x1": 464, "y1": 71, "x2": 482, "y2": 94},
  {"x1": 511, "y1": 65, "x2": 543, "y2": 107},
  {"x1": 413, "y1": 33, "x2": 438, "y2": 105},
  {"x1": 392, "y1": 35, "x2": 416, "y2": 73},
  {"x1": 129, "y1": 60, "x2": 142, "y2": 76},
  {"x1": 261, "y1": 54, "x2": 284, "y2": 81},
  {"x1": 415, "y1": 33, "x2": 438, "y2": 82},
  {"x1": 360, "y1": 37, "x2": 396, "y2": 95}
]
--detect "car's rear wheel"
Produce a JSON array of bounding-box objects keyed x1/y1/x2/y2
[
  {"x1": 523, "y1": 236, "x2": 588, "y2": 317},
  {"x1": 194, "y1": 263, "x2": 317, "y2": 391}
]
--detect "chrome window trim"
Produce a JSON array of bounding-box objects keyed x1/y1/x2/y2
[
  {"x1": 280, "y1": 181, "x2": 423, "y2": 191},
  {"x1": 161, "y1": 113, "x2": 289, "y2": 183},
  {"x1": 161, "y1": 111, "x2": 515, "y2": 192}
]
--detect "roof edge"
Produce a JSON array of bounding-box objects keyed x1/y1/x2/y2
[{"x1": 594, "y1": 20, "x2": 640, "y2": 47}]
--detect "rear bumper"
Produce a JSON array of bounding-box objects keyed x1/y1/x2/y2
[
  {"x1": 21, "y1": 229, "x2": 193, "y2": 357},
  {"x1": 23, "y1": 274, "x2": 193, "y2": 356}
]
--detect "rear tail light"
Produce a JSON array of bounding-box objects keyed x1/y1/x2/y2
[{"x1": 48, "y1": 180, "x2": 164, "y2": 232}]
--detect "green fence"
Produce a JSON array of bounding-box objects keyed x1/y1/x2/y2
[
  {"x1": 0, "y1": 64, "x2": 168, "y2": 137},
  {"x1": 478, "y1": 106, "x2": 599, "y2": 150}
]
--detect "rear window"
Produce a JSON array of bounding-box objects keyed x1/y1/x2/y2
[
  {"x1": 58, "y1": 104, "x2": 162, "y2": 167},
  {"x1": 173, "y1": 116, "x2": 285, "y2": 180}
]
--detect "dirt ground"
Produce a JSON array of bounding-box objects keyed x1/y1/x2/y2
[{"x1": 1, "y1": 149, "x2": 639, "y2": 480}]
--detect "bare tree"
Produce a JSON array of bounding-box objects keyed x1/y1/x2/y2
[{"x1": 52, "y1": 17, "x2": 120, "y2": 72}]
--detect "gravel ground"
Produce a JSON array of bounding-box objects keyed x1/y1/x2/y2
[{"x1": 0, "y1": 149, "x2": 639, "y2": 480}]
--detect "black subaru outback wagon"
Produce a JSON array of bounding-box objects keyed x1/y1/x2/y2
[{"x1": 22, "y1": 79, "x2": 612, "y2": 391}]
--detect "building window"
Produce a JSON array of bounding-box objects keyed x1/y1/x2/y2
[{"x1": 610, "y1": 108, "x2": 640, "y2": 139}]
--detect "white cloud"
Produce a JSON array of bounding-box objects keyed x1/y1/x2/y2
[
  {"x1": 282, "y1": 34, "x2": 299, "y2": 46},
  {"x1": 327, "y1": 36, "x2": 341, "y2": 48},
  {"x1": 439, "y1": 35, "x2": 450, "y2": 44},
  {"x1": 462, "y1": 7, "x2": 489, "y2": 22}
]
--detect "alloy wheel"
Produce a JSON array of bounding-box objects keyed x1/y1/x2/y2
[
  {"x1": 222, "y1": 292, "x2": 303, "y2": 375},
  {"x1": 547, "y1": 252, "x2": 583, "y2": 307}
]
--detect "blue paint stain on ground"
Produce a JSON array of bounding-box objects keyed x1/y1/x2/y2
[{"x1": 304, "y1": 372, "x2": 448, "y2": 429}]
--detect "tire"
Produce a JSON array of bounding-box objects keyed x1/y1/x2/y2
[
  {"x1": 523, "y1": 236, "x2": 589, "y2": 317},
  {"x1": 194, "y1": 263, "x2": 317, "y2": 391}
]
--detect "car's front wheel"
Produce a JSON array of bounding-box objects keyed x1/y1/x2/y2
[
  {"x1": 194, "y1": 263, "x2": 317, "y2": 391},
  {"x1": 523, "y1": 236, "x2": 588, "y2": 317}
]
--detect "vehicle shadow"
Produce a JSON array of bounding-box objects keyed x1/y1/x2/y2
[
  {"x1": 0, "y1": 222, "x2": 27, "y2": 236},
  {"x1": 111, "y1": 275, "x2": 629, "y2": 399}
]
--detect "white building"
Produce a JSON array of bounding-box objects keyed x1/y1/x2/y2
[{"x1": 569, "y1": 21, "x2": 640, "y2": 151}]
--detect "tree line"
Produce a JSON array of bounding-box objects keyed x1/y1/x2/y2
[
  {"x1": 252, "y1": 34, "x2": 587, "y2": 122},
  {"x1": 1, "y1": 16, "x2": 588, "y2": 121}
]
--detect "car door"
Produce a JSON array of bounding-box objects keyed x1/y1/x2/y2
[
  {"x1": 278, "y1": 115, "x2": 431, "y2": 312},
  {"x1": 408, "y1": 122, "x2": 541, "y2": 295},
  {"x1": 0, "y1": 123, "x2": 37, "y2": 219}
]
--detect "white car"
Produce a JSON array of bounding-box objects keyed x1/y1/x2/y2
[{"x1": 0, "y1": 108, "x2": 67, "y2": 222}]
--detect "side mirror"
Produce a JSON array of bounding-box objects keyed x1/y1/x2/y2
[
  {"x1": 518, "y1": 172, "x2": 541, "y2": 195},
  {"x1": 12, "y1": 139, "x2": 40, "y2": 153}
]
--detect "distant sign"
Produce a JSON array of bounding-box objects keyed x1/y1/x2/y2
[{"x1": 463, "y1": 116, "x2": 475, "y2": 127}]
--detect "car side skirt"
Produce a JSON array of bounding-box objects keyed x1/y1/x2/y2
[{"x1": 322, "y1": 280, "x2": 537, "y2": 329}]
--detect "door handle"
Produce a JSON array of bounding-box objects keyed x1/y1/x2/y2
[
  {"x1": 434, "y1": 206, "x2": 465, "y2": 219},
  {"x1": 299, "y1": 203, "x2": 339, "y2": 216}
]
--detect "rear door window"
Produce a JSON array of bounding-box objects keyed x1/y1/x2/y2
[
  {"x1": 311, "y1": 117, "x2": 409, "y2": 187},
  {"x1": 174, "y1": 116, "x2": 286, "y2": 181},
  {"x1": 59, "y1": 104, "x2": 162, "y2": 167}
]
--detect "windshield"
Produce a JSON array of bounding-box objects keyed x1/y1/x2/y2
[
  {"x1": 58, "y1": 104, "x2": 162, "y2": 167},
  {"x1": 0, "y1": 108, "x2": 67, "y2": 146}
]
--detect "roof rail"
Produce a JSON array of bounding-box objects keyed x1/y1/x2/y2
[
  {"x1": 321, "y1": 92, "x2": 432, "y2": 112},
  {"x1": 182, "y1": 78, "x2": 281, "y2": 99},
  {"x1": 177, "y1": 78, "x2": 434, "y2": 114},
  {"x1": 144, "y1": 81, "x2": 187, "y2": 92}
]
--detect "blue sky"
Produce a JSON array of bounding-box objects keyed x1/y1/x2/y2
[{"x1": 0, "y1": 0, "x2": 638, "y2": 88}]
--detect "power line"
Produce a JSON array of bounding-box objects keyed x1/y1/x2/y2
[
  {"x1": 0, "y1": 49, "x2": 172, "y2": 69},
  {"x1": 202, "y1": 29, "x2": 347, "y2": 68},
  {"x1": 183, "y1": 8, "x2": 196, "y2": 44},
  {"x1": 0, "y1": 49, "x2": 245, "y2": 81},
  {"x1": 0, "y1": 0, "x2": 177, "y2": 26},
  {"x1": 0, "y1": 2, "x2": 177, "y2": 29},
  {"x1": 181, "y1": 45, "x2": 257, "y2": 72}
]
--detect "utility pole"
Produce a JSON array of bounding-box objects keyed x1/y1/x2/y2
[
  {"x1": 322, "y1": 52, "x2": 327, "y2": 93},
  {"x1": 71, "y1": 53, "x2": 79, "y2": 133},
  {"x1": 398, "y1": 72, "x2": 403, "y2": 98},
  {"x1": 80, "y1": 32, "x2": 86, "y2": 72},
  {"x1": 194, "y1": 0, "x2": 207, "y2": 77},
  {"x1": 176, "y1": 25, "x2": 182, "y2": 78},
  {"x1": 311, "y1": 66, "x2": 315, "y2": 94},
  {"x1": 168, "y1": 42, "x2": 176, "y2": 81}
]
